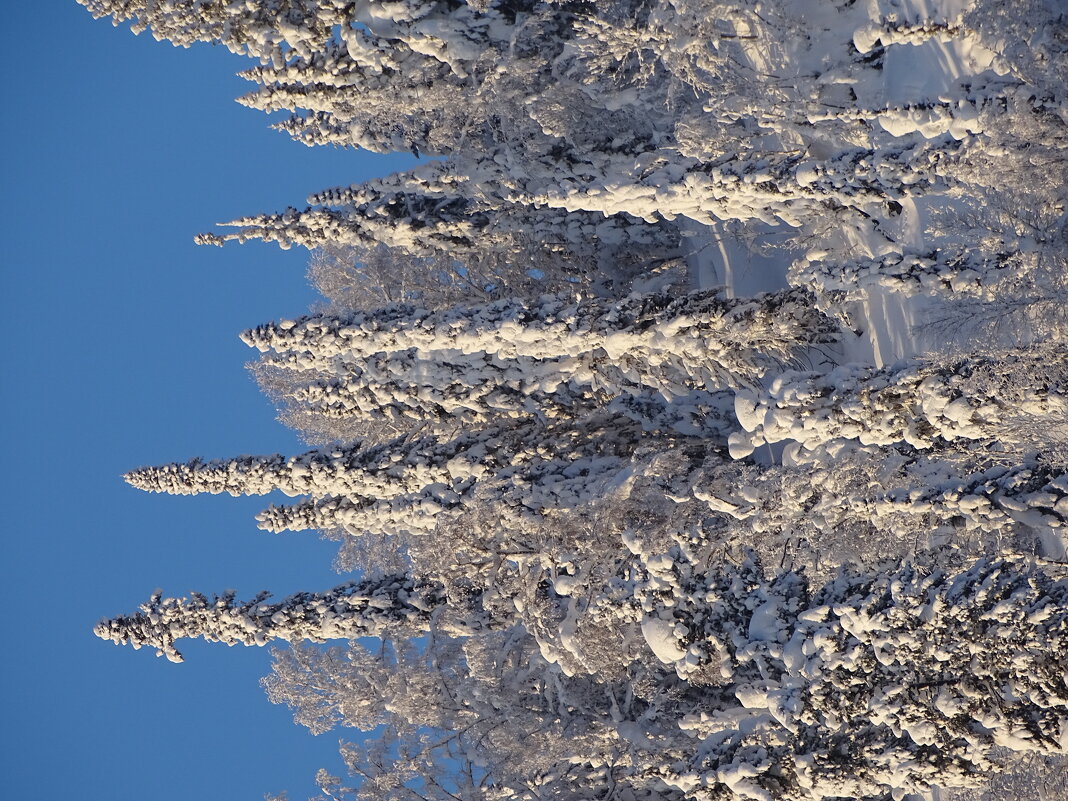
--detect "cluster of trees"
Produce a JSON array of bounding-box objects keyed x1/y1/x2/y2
[{"x1": 83, "y1": 1, "x2": 1068, "y2": 800}]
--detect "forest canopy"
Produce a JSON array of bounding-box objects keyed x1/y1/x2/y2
[{"x1": 83, "y1": 1, "x2": 1068, "y2": 800}]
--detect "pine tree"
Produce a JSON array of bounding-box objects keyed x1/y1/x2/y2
[
  {"x1": 239, "y1": 286, "x2": 834, "y2": 431},
  {"x1": 94, "y1": 573, "x2": 450, "y2": 663},
  {"x1": 195, "y1": 171, "x2": 681, "y2": 295}
]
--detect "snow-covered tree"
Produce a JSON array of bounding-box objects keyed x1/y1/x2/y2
[
  {"x1": 77, "y1": 0, "x2": 350, "y2": 62},
  {"x1": 650, "y1": 556, "x2": 1068, "y2": 801},
  {"x1": 684, "y1": 441, "x2": 1068, "y2": 577},
  {"x1": 125, "y1": 404, "x2": 734, "y2": 540},
  {"x1": 236, "y1": 286, "x2": 834, "y2": 436},
  {"x1": 87, "y1": 0, "x2": 992, "y2": 273},
  {"x1": 94, "y1": 573, "x2": 450, "y2": 663}
]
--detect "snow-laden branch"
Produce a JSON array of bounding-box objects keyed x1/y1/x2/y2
[
  {"x1": 868, "y1": 456, "x2": 1068, "y2": 537},
  {"x1": 852, "y1": 19, "x2": 968, "y2": 54},
  {"x1": 792, "y1": 247, "x2": 1028, "y2": 301},
  {"x1": 730, "y1": 346, "x2": 1068, "y2": 455}
]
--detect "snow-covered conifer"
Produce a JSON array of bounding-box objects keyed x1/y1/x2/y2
[
  {"x1": 196, "y1": 172, "x2": 682, "y2": 299},
  {"x1": 244, "y1": 287, "x2": 834, "y2": 386},
  {"x1": 77, "y1": 0, "x2": 350, "y2": 62},
  {"x1": 623, "y1": 554, "x2": 1068, "y2": 800},
  {"x1": 126, "y1": 409, "x2": 732, "y2": 537},
  {"x1": 94, "y1": 574, "x2": 448, "y2": 663}
]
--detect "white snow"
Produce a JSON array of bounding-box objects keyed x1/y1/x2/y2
[{"x1": 641, "y1": 614, "x2": 687, "y2": 663}]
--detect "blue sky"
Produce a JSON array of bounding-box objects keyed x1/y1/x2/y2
[{"x1": 2, "y1": 4, "x2": 414, "y2": 799}]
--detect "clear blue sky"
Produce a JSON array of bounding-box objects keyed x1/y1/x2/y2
[{"x1": 1, "y1": 4, "x2": 415, "y2": 799}]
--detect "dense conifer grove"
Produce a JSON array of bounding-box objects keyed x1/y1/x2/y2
[{"x1": 83, "y1": 1, "x2": 1067, "y2": 799}]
